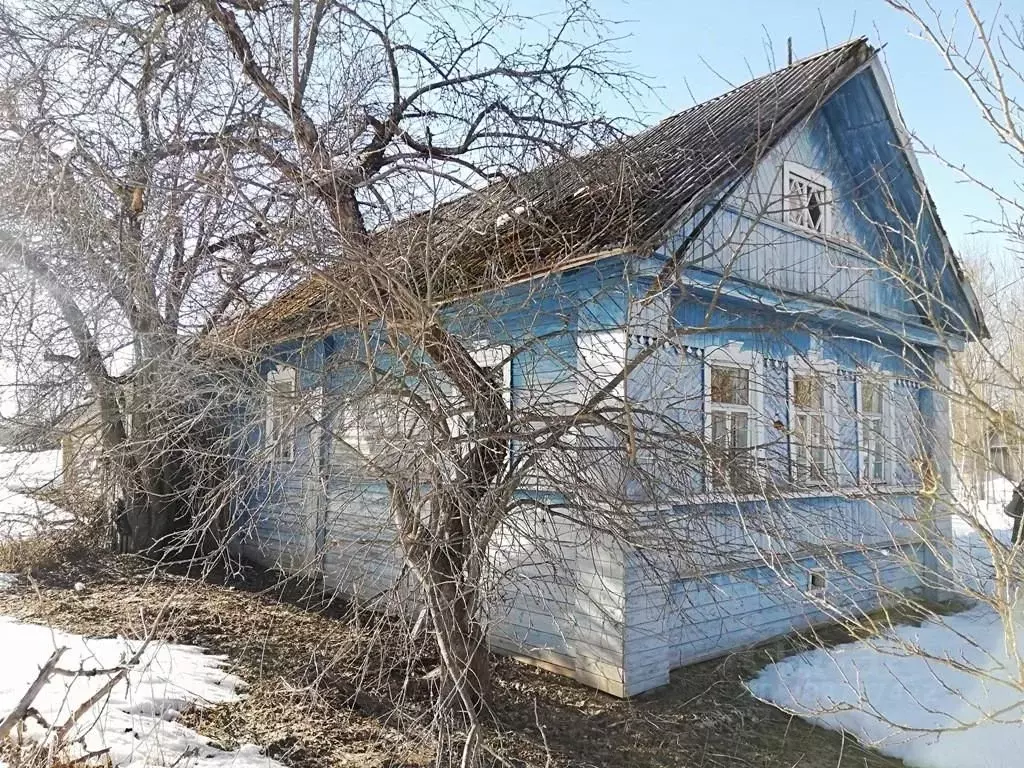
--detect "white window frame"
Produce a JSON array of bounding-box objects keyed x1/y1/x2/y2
[
  {"x1": 266, "y1": 364, "x2": 298, "y2": 463},
  {"x1": 448, "y1": 343, "x2": 512, "y2": 441},
  {"x1": 331, "y1": 392, "x2": 383, "y2": 462},
  {"x1": 783, "y1": 161, "x2": 832, "y2": 236},
  {"x1": 856, "y1": 372, "x2": 894, "y2": 486},
  {"x1": 704, "y1": 343, "x2": 763, "y2": 492},
  {"x1": 787, "y1": 354, "x2": 838, "y2": 487}
]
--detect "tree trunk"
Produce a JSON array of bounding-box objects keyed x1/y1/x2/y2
[
  {"x1": 114, "y1": 458, "x2": 191, "y2": 553},
  {"x1": 427, "y1": 542, "x2": 491, "y2": 718}
]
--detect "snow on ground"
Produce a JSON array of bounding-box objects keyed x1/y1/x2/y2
[
  {"x1": 0, "y1": 449, "x2": 70, "y2": 539},
  {"x1": 749, "y1": 605, "x2": 1024, "y2": 768},
  {"x1": 0, "y1": 616, "x2": 285, "y2": 768},
  {"x1": 0, "y1": 455, "x2": 284, "y2": 766},
  {"x1": 951, "y1": 477, "x2": 1014, "y2": 596},
  {"x1": 749, "y1": 479, "x2": 1024, "y2": 768}
]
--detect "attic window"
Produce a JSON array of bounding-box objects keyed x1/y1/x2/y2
[{"x1": 784, "y1": 162, "x2": 831, "y2": 234}]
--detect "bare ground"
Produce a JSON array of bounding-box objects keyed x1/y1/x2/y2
[{"x1": 0, "y1": 552, "x2": 908, "y2": 768}]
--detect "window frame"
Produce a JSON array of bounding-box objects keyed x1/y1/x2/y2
[
  {"x1": 783, "y1": 161, "x2": 832, "y2": 236},
  {"x1": 703, "y1": 344, "x2": 762, "y2": 492},
  {"x1": 330, "y1": 391, "x2": 385, "y2": 463},
  {"x1": 787, "y1": 355, "x2": 838, "y2": 488},
  {"x1": 856, "y1": 374, "x2": 894, "y2": 486},
  {"x1": 448, "y1": 342, "x2": 513, "y2": 443},
  {"x1": 266, "y1": 364, "x2": 298, "y2": 463}
]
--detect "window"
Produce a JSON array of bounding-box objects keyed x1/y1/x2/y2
[
  {"x1": 792, "y1": 374, "x2": 828, "y2": 484},
  {"x1": 707, "y1": 364, "x2": 753, "y2": 490},
  {"x1": 266, "y1": 365, "x2": 298, "y2": 462},
  {"x1": 449, "y1": 344, "x2": 512, "y2": 443},
  {"x1": 860, "y1": 380, "x2": 887, "y2": 484},
  {"x1": 330, "y1": 388, "x2": 428, "y2": 472},
  {"x1": 808, "y1": 569, "x2": 827, "y2": 594},
  {"x1": 784, "y1": 163, "x2": 830, "y2": 234},
  {"x1": 992, "y1": 445, "x2": 1012, "y2": 478},
  {"x1": 332, "y1": 395, "x2": 383, "y2": 460}
]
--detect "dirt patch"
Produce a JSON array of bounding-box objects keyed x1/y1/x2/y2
[{"x1": 0, "y1": 554, "x2": 908, "y2": 768}]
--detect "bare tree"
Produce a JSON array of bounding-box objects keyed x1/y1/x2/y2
[
  {"x1": 0, "y1": 0, "x2": 304, "y2": 550},
  {"x1": 6, "y1": 4, "x2": 1013, "y2": 763},
  {"x1": 0, "y1": 0, "x2": 642, "y2": 754}
]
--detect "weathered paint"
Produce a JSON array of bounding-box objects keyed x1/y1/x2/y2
[
  {"x1": 234, "y1": 64, "x2": 969, "y2": 697},
  {"x1": 623, "y1": 544, "x2": 923, "y2": 695}
]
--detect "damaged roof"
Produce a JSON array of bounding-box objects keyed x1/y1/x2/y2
[{"x1": 221, "y1": 38, "x2": 885, "y2": 347}]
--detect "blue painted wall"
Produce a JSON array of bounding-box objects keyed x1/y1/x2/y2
[{"x1": 232, "y1": 64, "x2": 973, "y2": 695}]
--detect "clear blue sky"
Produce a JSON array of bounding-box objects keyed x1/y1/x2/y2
[{"x1": 587, "y1": 0, "x2": 1013, "y2": 258}]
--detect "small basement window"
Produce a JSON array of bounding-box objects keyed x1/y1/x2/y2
[{"x1": 784, "y1": 162, "x2": 831, "y2": 235}]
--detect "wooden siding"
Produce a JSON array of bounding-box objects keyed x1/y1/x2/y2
[
  {"x1": 682, "y1": 104, "x2": 925, "y2": 324},
  {"x1": 321, "y1": 479, "x2": 411, "y2": 607},
  {"x1": 623, "y1": 544, "x2": 923, "y2": 695},
  {"x1": 630, "y1": 494, "x2": 918, "y2": 576},
  {"x1": 236, "y1": 263, "x2": 635, "y2": 695},
  {"x1": 488, "y1": 515, "x2": 627, "y2": 694},
  {"x1": 232, "y1": 68, "x2": 964, "y2": 697},
  {"x1": 662, "y1": 82, "x2": 974, "y2": 337},
  {"x1": 237, "y1": 340, "x2": 325, "y2": 576}
]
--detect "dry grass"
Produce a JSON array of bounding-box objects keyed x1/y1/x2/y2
[
  {"x1": 0, "y1": 738, "x2": 112, "y2": 768},
  {"x1": 0, "y1": 529, "x2": 95, "y2": 574},
  {"x1": 0, "y1": 553, "x2": 911, "y2": 768}
]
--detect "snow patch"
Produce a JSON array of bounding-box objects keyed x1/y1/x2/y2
[
  {"x1": 0, "y1": 617, "x2": 285, "y2": 767},
  {"x1": 0, "y1": 449, "x2": 71, "y2": 540},
  {"x1": 748, "y1": 604, "x2": 1024, "y2": 768},
  {"x1": 750, "y1": 501, "x2": 1024, "y2": 768},
  {"x1": 0, "y1": 573, "x2": 16, "y2": 590}
]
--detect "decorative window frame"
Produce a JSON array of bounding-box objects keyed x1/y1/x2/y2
[
  {"x1": 628, "y1": 287, "x2": 672, "y2": 344},
  {"x1": 266, "y1": 364, "x2": 298, "y2": 463},
  {"x1": 330, "y1": 391, "x2": 387, "y2": 463},
  {"x1": 783, "y1": 161, "x2": 832, "y2": 236},
  {"x1": 855, "y1": 370, "x2": 895, "y2": 487},
  {"x1": 703, "y1": 342, "x2": 764, "y2": 492},
  {"x1": 786, "y1": 353, "x2": 839, "y2": 487}
]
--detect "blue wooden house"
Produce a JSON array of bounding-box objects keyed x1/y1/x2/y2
[{"x1": 221, "y1": 39, "x2": 985, "y2": 697}]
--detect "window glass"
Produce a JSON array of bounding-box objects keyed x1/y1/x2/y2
[
  {"x1": 708, "y1": 364, "x2": 753, "y2": 490},
  {"x1": 793, "y1": 373, "x2": 828, "y2": 484},
  {"x1": 266, "y1": 366, "x2": 297, "y2": 462},
  {"x1": 861, "y1": 380, "x2": 886, "y2": 483},
  {"x1": 710, "y1": 366, "x2": 749, "y2": 406}
]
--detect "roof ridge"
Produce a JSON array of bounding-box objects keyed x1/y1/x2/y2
[
  {"x1": 790, "y1": 35, "x2": 870, "y2": 66},
  {"x1": 641, "y1": 37, "x2": 872, "y2": 135}
]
